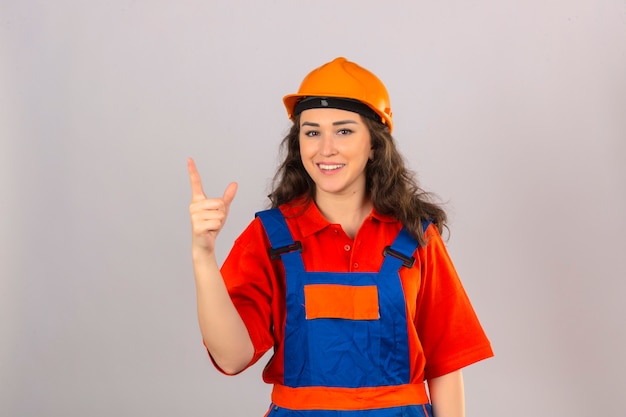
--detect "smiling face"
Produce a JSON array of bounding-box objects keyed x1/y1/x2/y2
[{"x1": 298, "y1": 107, "x2": 373, "y2": 200}]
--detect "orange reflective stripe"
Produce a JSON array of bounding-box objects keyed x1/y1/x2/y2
[
  {"x1": 271, "y1": 383, "x2": 429, "y2": 411},
  {"x1": 304, "y1": 284, "x2": 379, "y2": 320}
]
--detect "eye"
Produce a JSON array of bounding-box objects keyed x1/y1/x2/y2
[
  {"x1": 303, "y1": 130, "x2": 319, "y2": 137},
  {"x1": 337, "y1": 128, "x2": 353, "y2": 135}
]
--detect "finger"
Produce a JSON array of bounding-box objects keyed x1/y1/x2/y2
[
  {"x1": 191, "y1": 218, "x2": 226, "y2": 235},
  {"x1": 222, "y1": 182, "x2": 238, "y2": 208},
  {"x1": 187, "y1": 158, "x2": 206, "y2": 201}
]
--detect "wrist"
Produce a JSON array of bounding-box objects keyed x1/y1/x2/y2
[{"x1": 192, "y1": 245, "x2": 216, "y2": 262}]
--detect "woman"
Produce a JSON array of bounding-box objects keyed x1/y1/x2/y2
[{"x1": 188, "y1": 57, "x2": 493, "y2": 417}]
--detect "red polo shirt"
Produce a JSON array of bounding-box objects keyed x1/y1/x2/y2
[{"x1": 218, "y1": 199, "x2": 493, "y2": 384}]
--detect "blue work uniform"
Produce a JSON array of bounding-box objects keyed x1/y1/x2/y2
[{"x1": 256, "y1": 208, "x2": 433, "y2": 417}]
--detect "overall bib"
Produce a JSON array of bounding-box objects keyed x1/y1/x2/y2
[{"x1": 256, "y1": 209, "x2": 432, "y2": 417}]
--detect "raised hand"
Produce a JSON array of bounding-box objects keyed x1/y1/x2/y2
[
  {"x1": 186, "y1": 158, "x2": 254, "y2": 372},
  {"x1": 187, "y1": 158, "x2": 238, "y2": 254}
]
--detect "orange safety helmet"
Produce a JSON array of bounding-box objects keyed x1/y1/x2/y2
[{"x1": 283, "y1": 57, "x2": 394, "y2": 132}]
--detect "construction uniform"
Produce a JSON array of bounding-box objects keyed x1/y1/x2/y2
[{"x1": 216, "y1": 199, "x2": 493, "y2": 416}]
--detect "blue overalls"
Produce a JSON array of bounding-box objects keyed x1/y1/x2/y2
[{"x1": 256, "y1": 208, "x2": 433, "y2": 417}]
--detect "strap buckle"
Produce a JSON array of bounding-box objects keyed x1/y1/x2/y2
[
  {"x1": 382, "y1": 246, "x2": 415, "y2": 268},
  {"x1": 269, "y1": 241, "x2": 303, "y2": 260}
]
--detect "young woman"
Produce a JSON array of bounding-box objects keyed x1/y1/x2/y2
[{"x1": 188, "y1": 57, "x2": 493, "y2": 417}]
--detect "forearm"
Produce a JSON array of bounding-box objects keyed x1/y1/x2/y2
[
  {"x1": 428, "y1": 370, "x2": 465, "y2": 417},
  {"x1": 193, "y1": 248, "x2": 254, "y2": 374}
]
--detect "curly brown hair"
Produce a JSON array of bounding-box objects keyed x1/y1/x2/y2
[{"x1": 268, "y1": 115, "x2": 447, "y2": 246}]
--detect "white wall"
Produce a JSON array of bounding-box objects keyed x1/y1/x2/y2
[{"x1": 1, "y1": 1, "x2": 625, "y2": 416}]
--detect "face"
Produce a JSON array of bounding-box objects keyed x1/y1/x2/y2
[{"x1": 299, "y1": 107, "x2": 373, "y2": 199}]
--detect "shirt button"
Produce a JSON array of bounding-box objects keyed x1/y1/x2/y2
[
  {"x1": 353, "y1": 262, "x2": 359, "y2": 269},
  {"x1": 344, "y1": 244, "x2": 351, "y2": 251}
]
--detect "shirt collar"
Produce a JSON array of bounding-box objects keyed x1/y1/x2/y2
[{"x1": 281, "y1": 197, "x2": 398, "y2": 238}]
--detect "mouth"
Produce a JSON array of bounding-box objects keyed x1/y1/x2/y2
[{"x1": 317, "y1": 163, "x2": 345, "y2": 172}]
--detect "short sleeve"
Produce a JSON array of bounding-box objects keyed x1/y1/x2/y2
[
  {"x1": 211, "y1": 218, "x2": 277, "y2": 374},
  {"x1": 415, "y1": 225, "x2": 494, "y2": 380}
]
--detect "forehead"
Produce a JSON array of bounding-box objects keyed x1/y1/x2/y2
[{"x1": 299, "y1": 108, "x2": 364, "y2": 125}]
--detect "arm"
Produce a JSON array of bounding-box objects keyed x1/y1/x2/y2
[
  {"x1": 428, "y1": 370, "x2": 465, "y2": 417},
  {"x1": 187, "y1": 158, "x2": 254, "y2": 375}
]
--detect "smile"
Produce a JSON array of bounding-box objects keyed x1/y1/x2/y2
[{"x1": 318, "y1": 163, "x2": 345, "y2": 171}]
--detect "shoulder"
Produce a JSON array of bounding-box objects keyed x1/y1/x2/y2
[{"x1": 231, "y1": 215, "x2": 271, "y2": 256}]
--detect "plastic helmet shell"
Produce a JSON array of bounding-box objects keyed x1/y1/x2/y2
[{"x1": 283, "y1": 57, "x2": 393, "y2": 132}]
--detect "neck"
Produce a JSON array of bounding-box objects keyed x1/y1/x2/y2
[{"x1": 314, "y1": 189, "x2": 373, "y2": 239}]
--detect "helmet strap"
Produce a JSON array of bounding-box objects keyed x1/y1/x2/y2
[{"x1": 293, "y1": 96, "x2": 381, "y2": 124}]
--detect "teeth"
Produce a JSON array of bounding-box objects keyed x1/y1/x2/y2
[{"x1": 319, "y1": 164, "x2": 344, "y2": 170}]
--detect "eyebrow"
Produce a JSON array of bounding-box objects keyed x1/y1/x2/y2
[{"x1": 301, "y1": 120, "x2": 359, "y2": 127}]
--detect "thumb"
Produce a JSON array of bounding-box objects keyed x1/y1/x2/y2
[{"x1": 223, "y1": 182, "x2": 238, "y2": 208}]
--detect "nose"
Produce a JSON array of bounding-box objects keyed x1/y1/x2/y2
[{"x1": 319, "y1": 133, "x2": 337, "y2": 157}]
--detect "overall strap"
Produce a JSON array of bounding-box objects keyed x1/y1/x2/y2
[
  {"x1": 255, "y1": 208, "x2": 305, "y2": 273},
  {"x1": 381, "y1": 219, "x2": 433, "y2": 273}
]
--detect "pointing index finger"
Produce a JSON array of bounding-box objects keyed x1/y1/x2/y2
[{"x1": 187, "y1": 157, "x2": 206, "y2": 201}]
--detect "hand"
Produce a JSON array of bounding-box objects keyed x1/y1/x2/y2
[{"x1": 187, "y1": 158, "x2": 238, "y2": 254}]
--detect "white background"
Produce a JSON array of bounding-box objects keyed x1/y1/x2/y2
[{"x1": 1, "y1": 1, "x2": 625, "y2": 416}]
